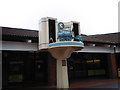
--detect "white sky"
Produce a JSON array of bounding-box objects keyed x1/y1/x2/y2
[{"x1": 0, "y1": 0, "x2": 119, "y2": 35}]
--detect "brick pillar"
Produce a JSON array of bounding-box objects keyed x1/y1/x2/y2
[
  {"x1": 108, "y1": 54, "x2": 117, "y2": 78},
  {"x1": 47, "y1": 54, "x2": 56, "y2": 86}
]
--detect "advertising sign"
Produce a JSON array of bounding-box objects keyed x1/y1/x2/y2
[{"x1": 39, "y1": 17, "x2": 84, "y2": 49}]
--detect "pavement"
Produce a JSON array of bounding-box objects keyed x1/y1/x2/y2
[
  {"x1": 3, "y1": 79, "x2": 120, "y2": 90},
  {"x1": 70, "y1": 79, "x2": 120, "y2": 88}
]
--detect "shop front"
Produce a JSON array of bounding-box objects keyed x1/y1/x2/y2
[
  {"x1": 2, "y1": 51, "x2": 48, "y2": 89},
  {"x1": 68, "y1": 53, "x2": 110, "y2": 81}
]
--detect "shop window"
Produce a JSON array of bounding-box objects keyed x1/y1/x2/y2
[
  {"x1": 8, "y1": 61, "x2": 24, "y2": 83},
  {"x1": 8, "y1": 74, "x2": 23, "y2": 83},
  {"x1": 88, "y1": 69, "x2": 106, "y2": 76},
  {"x1": 68, "y1": 53, "x2": 108, "y2": 79},
  {"x1": 86, "y1": 59, "x2": 106, "y2": 76}
]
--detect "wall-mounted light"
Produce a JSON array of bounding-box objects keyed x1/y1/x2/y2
[
  {"x1": 113, "y1": 45, "x2": 116, "y2": 53},
  {"x1": 93, "y1": 44, "x2": 95, "y2": 47},
  {"x1": 113, "y1": 45, "x2": 116, "y2": 48},
  {"x1": 108, "y1": 45, "x2": 111, "y2": 47},
  {"x1": 27, "y1": 40, "x2": 32, "y2": 43}
]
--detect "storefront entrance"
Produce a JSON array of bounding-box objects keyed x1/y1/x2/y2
[
  {"x1": 68, "y1": 53, "x2": 109, "y2": 81},
  {"x1": 2, "y1": 51, "x2": 48, "y2": 89}
]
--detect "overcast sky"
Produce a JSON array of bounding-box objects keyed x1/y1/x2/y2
[{"x1": 0, "y1": 0, "x2": 119, "y2": 35}]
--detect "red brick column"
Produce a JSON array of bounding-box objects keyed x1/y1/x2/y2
[
  {"x1": 108, "y1": 54, "x2": 117, "y2": 78},
  {"x1": 47, "y1": 56, "x2": 56, "y2": 86}
]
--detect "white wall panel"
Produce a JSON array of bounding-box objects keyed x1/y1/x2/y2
[
  {"x1": 2, "y1": 41, "x2": 38, "y2": 51},
  {"x1": 77, "y1": 46, "x2": 114, "y2": 53},
  {"x1": 1, "y1": 40, "x2": 119, "y2": 53}
]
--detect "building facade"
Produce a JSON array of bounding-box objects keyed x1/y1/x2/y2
[{"x1": 1, "y1": 27, "x2": 120, "y2": 89}]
